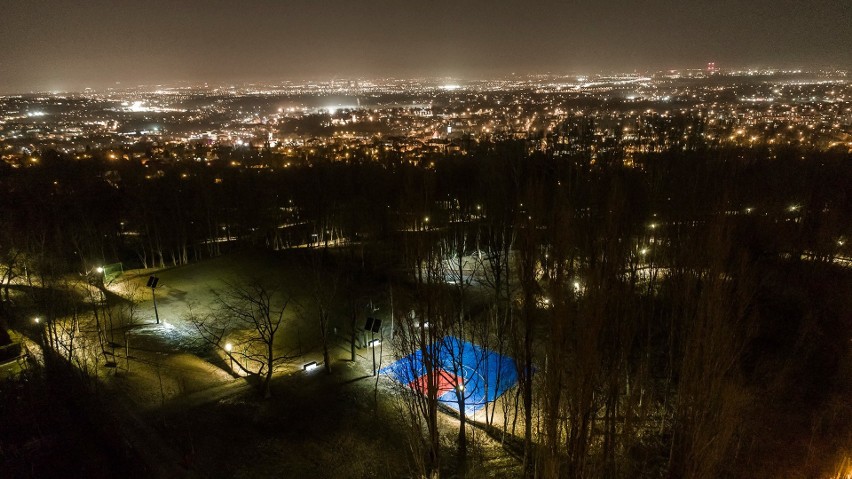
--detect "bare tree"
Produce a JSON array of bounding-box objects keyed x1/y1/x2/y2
[
  {"x1": 190, "y1": 281, "x2": 297, "y2": 398},
  {"x1": 0, "y1": 246, "x2": 22, "y2": 305},
  {"x1": 392, "y1": 230, "x2": 450, "y2": 478},
  {"x1": 393, "y1": 299, "x2": 446, "y2": 479},
  {"x1": 665, "y1": 224, "x2": 757, "y2": 479},
  {"x1": 303, "y1": 248, "x2": 340, "y2": 375},
  {"x1": 438, "y1": 225, "x2": 484, "y2": 458},
  {"x1": 102, "y1": 280, "x2": 143, "y2": 372}
]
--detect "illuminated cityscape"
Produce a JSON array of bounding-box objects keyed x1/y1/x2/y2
[
  {"x1": 3, "y1": 70, "x2": 850, "y2": 169},
  {"x1": 0, "y1": 1, "x2": 850, "y2": 479}
]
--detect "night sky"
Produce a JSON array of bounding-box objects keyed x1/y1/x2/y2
[{"x1": 1, "y1": 0, "x2": 850, "y2": 93}]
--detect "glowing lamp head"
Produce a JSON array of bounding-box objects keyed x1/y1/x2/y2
[
  {"x1": 224, "y1": 342, "x2": 233, "y2": 353},
  {"x1": 95, "y1": 266, "x2": 104, "y2": 273}
]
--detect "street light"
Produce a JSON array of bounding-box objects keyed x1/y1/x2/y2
[
  {"x1": 33, "y1": 316, "x2": 40, "y2": 324},
  {"x1": 95, "y1": 266, "x2": 104, "y2": 274}
]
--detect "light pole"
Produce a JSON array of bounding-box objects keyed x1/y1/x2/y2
[
  {"x1": 369, "y1": 338, "x2": 381, "y2": 376},
  {"x1": 225, "y1": 342, "x2": 234, "y2": 370},
  {"x1": 364, "y1": 316, "x2": 382, "y2": 376},
  {"x1": 147, "y1": 276, "x2": 160, "y2": 324},
  {"x1": 33, "y1": 316, "x2": 51, "y2": 348}
]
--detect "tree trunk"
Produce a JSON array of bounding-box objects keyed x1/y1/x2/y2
[
  {"x1": 264, "y1": 341, "x2": 274, "y2": 398},
  {"x1": 320, "y1": 310, "x2": 332, "y2": 374}
]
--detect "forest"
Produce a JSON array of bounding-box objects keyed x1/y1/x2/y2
[{"x1": 0, "y1": 140, "x2": 850, "y2": 478}]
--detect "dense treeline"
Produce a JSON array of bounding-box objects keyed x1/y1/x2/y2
[
  {"x1": 0, "y1": 143, "x2": 847, "y2": 273},
  {"x1": 0, "y1": 141, "x2": 850, "y2": 478}
]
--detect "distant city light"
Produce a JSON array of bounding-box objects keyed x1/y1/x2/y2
[{"x1": 129, "y1": 101, "x2": 147, "y2": 112}]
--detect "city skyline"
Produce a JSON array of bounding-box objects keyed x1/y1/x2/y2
[{"x1": 1, "y1": 0, "x2": 850, "y2": 94}]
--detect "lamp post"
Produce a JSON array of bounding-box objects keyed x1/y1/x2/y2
[
  {"x1": 369, "y1": 339, "x2": 381, "y2": 376},
  {"x1": 33, "y1": 316, "x2": 53, "y2": 348},
  {"x1": 364, "y1": 316, "x2": 382, "y2": 376},
  {"x1": 146, "y1": 276, "x2": 160, "y2": 324},
  {"x1": 224, "y1": 342, "x2": 233, "y2": 370}
]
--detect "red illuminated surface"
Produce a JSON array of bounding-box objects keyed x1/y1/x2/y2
[{"x1": 407, "y1": 369, "x2": 459, "y2": 398}]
